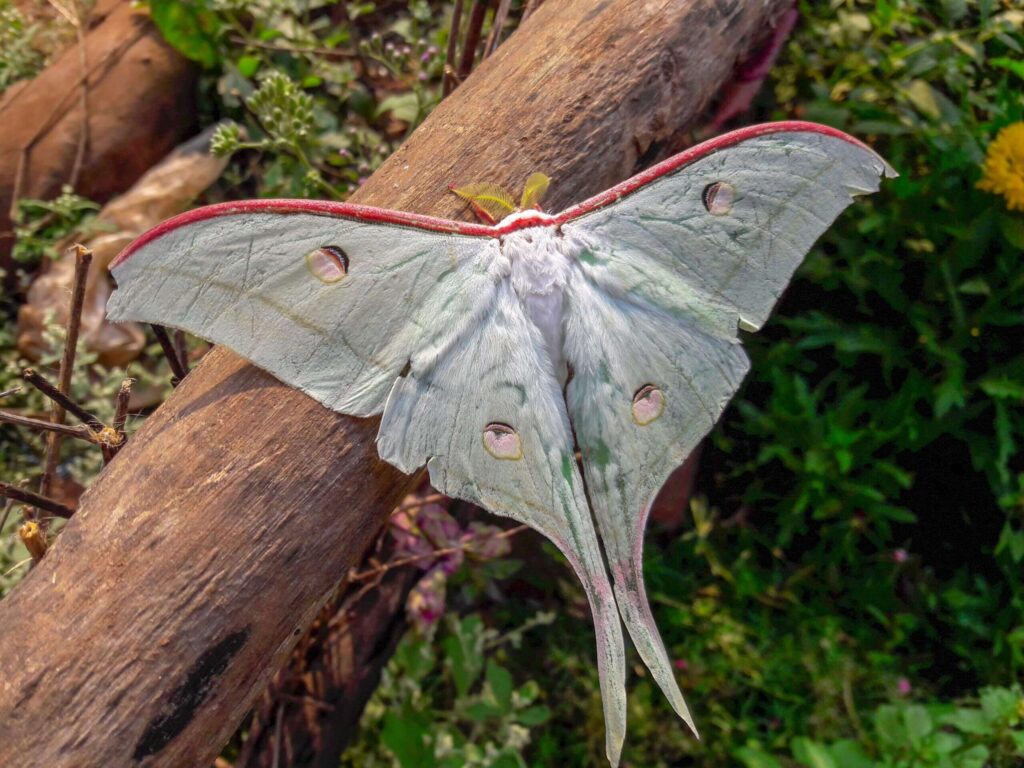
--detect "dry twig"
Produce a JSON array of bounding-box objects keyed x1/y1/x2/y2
[
  {"x1": 39, "y1": 244, "x2": 91, "y2": 507},
  {"x1": 103, "y1": 377, "x2": 133, "y2": 462},
  {"x1": 346, "y1": 524, "x2": 527, "y2": 583},
  {"x1": 151, "y1": 325, "x2": 189, "y2": 384},
  {"x1": 484, "y1": 0, "x2": 513, "y2": 57},
  {"x1": 0, "y1": 409, "x2": 103, "y2": 445},
  {"x1": 1, "y1": 482, "x2": 75, "y2": 520},
  {"x1": 442, "y1": 0, "x2": 464, "y2": 96},
  {"x1": 457, "y1": 0, "x2": 489, "y2": 81},
  {"x1": 22, "y1": 368, "x2": 103, "y2": 430}
]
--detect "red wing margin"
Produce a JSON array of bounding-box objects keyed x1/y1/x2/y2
[{"x1": 107, "y1": 202, "x2": 500, "y2": 416}]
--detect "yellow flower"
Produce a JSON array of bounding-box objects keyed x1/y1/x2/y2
[{"x1": 977, "y1": 121, "x2": 1024, "y2": 212}]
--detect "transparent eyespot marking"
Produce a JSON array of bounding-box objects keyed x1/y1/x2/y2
[
  {"x1": 306, "y1": 245, "x2": 350, "y2": 283},
  {"x1": 702, "y1": 181, "x2": 735, "y2": 216},
  {"x1": 482, "y1": 423, "x2": 523, "y2": 460},
  {"x1": 631, "y1": 384, "x2": 665, "y2": 426}
]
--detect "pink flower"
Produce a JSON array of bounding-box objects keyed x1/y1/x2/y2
[
  {"x1": 673, "y1": 658, "x2": 689, "y2": 671},
  {"x1": 892, "y1": 549, "x2": 909, "y2": 563},
  {"x1": 407, "y1": 567, "x2": 448, "y2": 633},
  {"x1": 391, "y1": 498, "x2": 464, "y2": 575},
  {"x1": 897, "y1": 677, "x2": 912, "y2": 696}
]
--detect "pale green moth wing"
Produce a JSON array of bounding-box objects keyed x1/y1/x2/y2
[
  {"x1": 107, "y1": 208, "x2": 493, "y2": 417},
  {"x1": 105, "y1": 122, "x2": 893, "y2": 765},
  {"x1": 376, "y1": 278, "x2": 628, "y2": 765},
  {"x1": 560, "y1": 127, "x2": 896, "y2": 731},
  {"x1": 106, "y1": 202, "x2": 629, "y2": 765}
]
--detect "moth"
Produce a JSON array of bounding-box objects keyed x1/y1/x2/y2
[{"x1": 107, "y1": 121, "x2": 894, "y2": 765}]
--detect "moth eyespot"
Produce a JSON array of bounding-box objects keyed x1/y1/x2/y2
[
  {"x1": 482, "y1": 423, "x2": 523, "y2": 460},
  {"x1": 305, "y1": 245, "x2": 349, "y2": 283},
  {"x1": 702, "y1": 182, "x2": 734, "y2": 216},
  {"x1": 631, "y1": 384, "x2": 665, "y2": 426}
]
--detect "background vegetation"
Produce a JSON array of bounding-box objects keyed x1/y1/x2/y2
[{"x1": 1, "y1": 1, "x2": 1022, "y2": 766}]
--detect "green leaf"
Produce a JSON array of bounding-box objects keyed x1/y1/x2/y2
[
  {"x1": 236, "y1": 54, "x2": 260, "y2": 78},
  {"x1": 990, "y1": 56, "x2": 1024, "y2": 81},
  {"x1": 903, "y1": 704, "x2": 933, "y2": 743},
  {"x1": 463, "y1": 700, "x2": 503, "y2": 722},
  {"x1": 827, "y1": 740, "x2": 873, "y2": 768},
  {"x1": 486, "y1": 661, "x2": 514, "y2": 710},
  {"x1": 377, "y1": 92, "x2": 420, "y2": 123},
  {"x1": 148, "y1": 0, "x2": 222, "y2": 69},
  {"x1": 980, "y1": 686, "x2": 1020, "y2": 722},
  {"x1": 442, "y1": 614, "x2": 485, "y2": 698},
  {"x1": 980, "y1": 377, "x2": 1024, "y2": 401},
  {"x1": 792, "y1": 737, "x2": 839, "y2": 768},
  {"x1": 998, "y1": 214, "x2": 1024, "y2": 250},
  {"x1": 902, "y1": 79, "x2": 943, "y2": 119},
  {"x1": 875, "y1": 705, "x2": 905, "y2": 746},
  {"x1": 734, "y1": 745, "x2": 785, "y2": 768},
  {"x1": 959, "y1": 745, "x2": 991, "y2": 768},
  {"x1": 381, "y1": 707, "x2": 436, "y2": 768},
  {"x1": 516, "y1": 705, "x2": 550, "y2": 726},
  {"x1": 946, "y1": 707, "x2": 995, "y2": 735}
]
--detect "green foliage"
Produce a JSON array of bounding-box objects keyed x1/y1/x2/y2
[
  {"x1": 737, "y1": 685, "x2": 1024, "y2": 767},
  {"x1": 0, "y1": 1, "x2": 45, "y2": 91},
  {"x1": 149, "y1": 0, "x2": 222, "y2": 68},
  {"x1": 143, "y1": 0, "x2": 449, "y2": 197},
  {"x1": 343, "y1": 612, "x2": 554, "y2": 768},
  {"x1": 11, "y1": 186, "x2": 101, "y2": 268}
]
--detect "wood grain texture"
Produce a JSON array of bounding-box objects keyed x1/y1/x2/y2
[{"x1": 0, "y1": 1, "x2": 791, "y2": 765}]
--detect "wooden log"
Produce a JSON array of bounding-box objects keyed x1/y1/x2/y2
[
  {"x1": 0, "y1": 1, "x2": 792, "y2": 765},
  {"x1": 0, "y1": 1, "x2": 197, "y2": 271}
]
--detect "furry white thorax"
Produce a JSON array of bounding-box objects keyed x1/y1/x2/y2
[{"x1": 497, "y1": 218, "x2": 580, "y2": 385}]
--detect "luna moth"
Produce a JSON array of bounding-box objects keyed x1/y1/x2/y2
[{"x1": 106, "y1": 121, "x2": 894, "y2": 765}]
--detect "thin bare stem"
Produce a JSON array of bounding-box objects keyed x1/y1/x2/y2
[
  {"x1": 443, "y1": 0, "x2": 464, "y2": 96},
  {"x1": 0, "y1": 387, "x2": 22, "y2": 399},
  {"x1": 228, "y1": 35, "x2": 357, "y2": 58},
  {"x1": 1, "y1": 482, "x2": 75, "y2": 519},
  {"x1": 390, "y1": 493, "x2": 446, "y2": 515},
  {"x1": 23, "y1": 368, "x2": 103, "y2": 429},
  {"x1": 173, "y1": 330, "x2": 190, "y2": 375},
  {"x1": 151, "y1": 325, "x2": 189, "y2": 384},
  {"x1": 458, "y1": 0, "x2": 489, "y2": 81},
  {"x1": 103, "y1": 378, "x2": 133, "y2": 463},
  {"x1": 0, "y1": 498, "x2": 15, "y2": 535},
  {"x1": 484, "y1": 0, "x2": 513, "y2": 57},
  {"x1": 347, "y1": 524, "x2": 527, "y2": 583},
  {"x1": 39, "y1": 244, "x2": 91, "y2": 505},
  {"x1": 0, "y1": 409, "x2": 101, "y2": 444}
]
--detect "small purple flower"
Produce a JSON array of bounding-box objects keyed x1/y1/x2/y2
[
  {"x1": 892, "y1": 548, "x2": 909, "y2": 563},
  {"x1": 418, "y1": 71, "x2": 428, "y2": 82},
  {"x1": 338, "y1": 148, "x2": 352, "y2": 159},
  {"x1": 420, "y1": 51, "x2": 432, "y2": 63},
  {"x1": 897, "y1": 677, "x2": 912, "y2": 696},
  {"x1": 407, "y1": 567, "x2": 447, "y2": 633},
  {"x1": 673, "y1": 658, "x2": 689, "y2": 671},
  {"x1": 390, "y1": 497, "x2": 464, "y2": 574}
]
